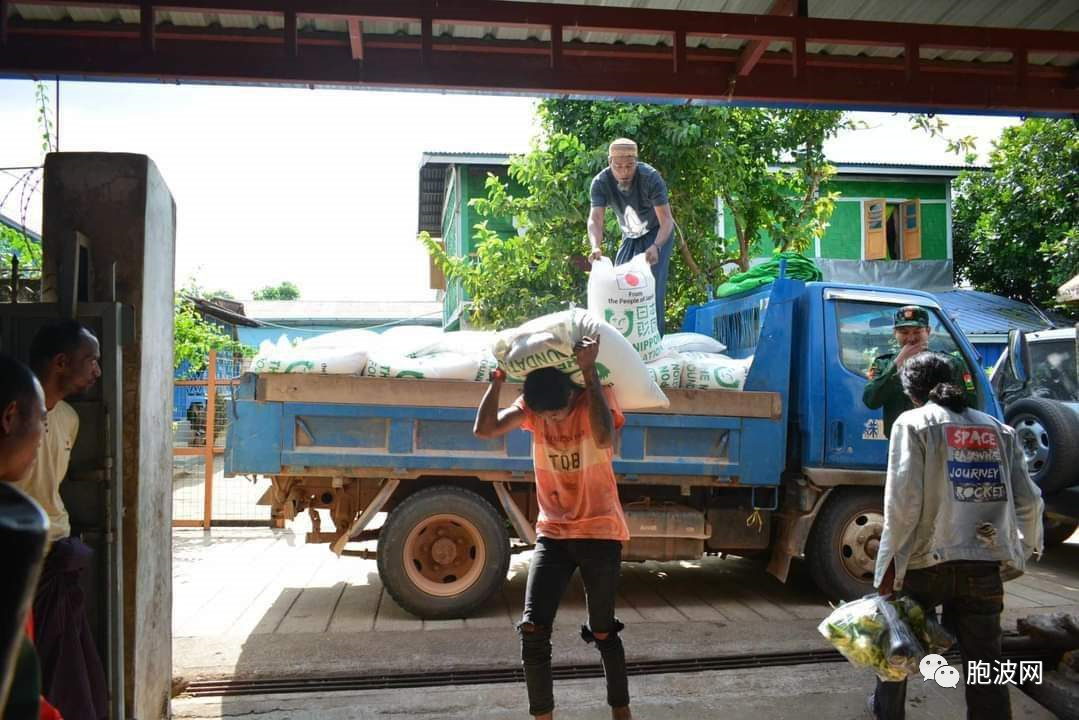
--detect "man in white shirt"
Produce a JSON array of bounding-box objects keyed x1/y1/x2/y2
[{"x1": 16, "y1": 320, "x2": 106, "y2": 720}]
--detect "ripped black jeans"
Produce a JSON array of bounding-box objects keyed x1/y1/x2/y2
[
  {"x1": 872, "y1": 561, "x2": 1009, "y2": 720},
  {"x1": 519, "y1": 537, "x2": 629, "y2": 716}
]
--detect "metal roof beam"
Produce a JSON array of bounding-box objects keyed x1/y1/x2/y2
[
  {"x1": 2, "y1": 1, "x2": 1077, "y2": 114},
  {"x1": 736, "y1": 0, "x2": 795, "y2": 78},
  {"x1": 14, "y1": 1, "x2": 1079, "y2": 53}
]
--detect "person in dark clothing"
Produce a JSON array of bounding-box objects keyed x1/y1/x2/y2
[
  {"x1": 587, "y1": 138, "x2": 676, "y2": 335},
  {"x1": 863, "y1": 305, "x2": 975, "y2": 437},
  {"x1": 871, "y1": 352, "x2": 1043, "y2": 720},
  {"x1": 0, "y1": 353, "x2": 62, "y2": 720},
  {"x1": 15, "y1": 322, "x2": 106, "y2": 720},
  {"x1": 475, "y1": 338, "x2": 632, "y2": 720}
]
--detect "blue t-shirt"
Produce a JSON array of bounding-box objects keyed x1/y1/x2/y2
[{"x1": 590, "y1": 162, "x2": 670, "y2": 241}]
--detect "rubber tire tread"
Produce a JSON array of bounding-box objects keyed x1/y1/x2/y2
[
  {"x1": 806, "y1": 488, "x2": 884, "y2": 601},
  {"x1": 377, "y1": 485, "x2": 510, "y2": 620},
  {"x1": 1006, "y1": 398, "x2": 1079, "y2": 496}
]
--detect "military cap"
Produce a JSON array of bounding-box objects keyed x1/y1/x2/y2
[{"x1": 894, "y1": 305, "x2": 930, "y2": 329}]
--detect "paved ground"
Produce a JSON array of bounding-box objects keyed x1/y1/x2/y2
[
  {"x1": 171, "y1": 519, "x2": 1078, "y2": 718},
  {"x1": 171, "y1": 662, "x2": 1057, "y2": 719}
]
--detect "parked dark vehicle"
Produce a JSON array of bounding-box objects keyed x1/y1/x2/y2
[{"x1": 992, "y1": 327, "x2": 1079, "y2": 546}]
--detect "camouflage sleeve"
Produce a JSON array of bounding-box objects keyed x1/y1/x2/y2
[
  {"x1": 949, "y1": 353, "x2": 979, "y2": 409},
  {"x1": 862, "y1": 356, "x2": 896, "y2": 409}
]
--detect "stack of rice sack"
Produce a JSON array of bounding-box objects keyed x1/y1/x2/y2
[
  {"x1": 250, "y1": 326, "x2": 499, "y2": 382},
  {"x1": 586, "y1": 255, "x2": 754, "y2": 392},
  {"x1": 247, "y1": 252, "x2": 752, "y2": 402}
]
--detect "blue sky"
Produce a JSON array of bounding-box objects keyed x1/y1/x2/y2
[{"x1": 0, "y1": 79, "x2": 1016, "y2": 301}]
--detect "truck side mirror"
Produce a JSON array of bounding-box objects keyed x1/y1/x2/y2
[{"x1": 1007, "y1": 329, "x2": 1031, "y2": 385}]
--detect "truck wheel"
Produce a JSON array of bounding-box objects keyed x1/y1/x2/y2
[
  {"x1": 807, "y1": 488, "x2": 884, "y2": 601},
  {"x1": 1006, "y1": 398, "x2": 1079, "y2": 496},
  {"x1": 1044, "y1": 517, "x2": 1078, "y2": 547},
  {"x1": 377, "y1": 486, "x2": 510, "y2": 619}
]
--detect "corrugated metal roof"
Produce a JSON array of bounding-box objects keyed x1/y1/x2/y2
[
  {"x1": 10, "y1": 0, "x2": 1077, "y2": 66},
  {"x1": 0, "y1": 211, "x2": 41, "y2": 243},
  {"x1": 935, "y1": 289, "x2": 1064, "y2": 337},
  {"x1": 417, "y1": 153, "x2": 515, "y2": 235},
  {"x1": 244, "y1": 300, "x2": 444, "y2": 324}
]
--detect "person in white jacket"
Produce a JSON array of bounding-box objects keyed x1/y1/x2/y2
[{"x1": 871, "y1": 352, "x2": 1043, "y2": 720}]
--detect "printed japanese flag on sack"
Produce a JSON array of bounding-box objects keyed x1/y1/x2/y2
[
  {"x1": 587, "y1": 255, "x2": 662, "y2": 362},
  {"x1": 492, "y1": 309, "x2": 669, "y2": 410}
]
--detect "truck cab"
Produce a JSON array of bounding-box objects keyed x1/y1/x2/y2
[{"x1": 686, "y1": 281, "x2": 997, "y2": 599}]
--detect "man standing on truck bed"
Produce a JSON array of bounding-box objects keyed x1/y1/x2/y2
[
  {"x1": 872, "y1": 351, "x2": 1043, "y2": 720},
  {"x1": 863, "y1": 305, "x2": 976, "y2": 437},
  {"x1": 474, "y1": 336, "x2": 632, "y2": 720},
  {"x1": 588, "y1": 138, "x2": 676, "y2": 336}
]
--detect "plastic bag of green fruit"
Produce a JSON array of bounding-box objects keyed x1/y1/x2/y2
[{"x1": 818, "y1": 595, "x2": 930, "y2": 682}]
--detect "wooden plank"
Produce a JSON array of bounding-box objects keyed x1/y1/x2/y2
[
  {"x1": 1004, "y1": 590, "x2": 1040, "y2": 609},
  {"x1": 617, "y1": 564, "x2": 688, "y2": 623},
  {"x1": 373, "y1": 590, "x2": 424, "y2": 632},
  {"x1": 1016, "y1": 572, "x2": 1079, "y2": 602},
  {"x1": 1004, "y1": 581, "x2": 1075, "y2": 608},
  {"x1": 183, "y1": 535, "x2": 299, "y2": 637},
  {"x1": 328, "y1": 578, "x2": 384, "y2": 633},
  {"x1": 258, "y1": 374, "x2": 782, "y2": 419},
  {"x1": 237, "y1": 547, "x2": 334, "y2": 635},
  {"x1": 276, "y1": 583, "x2": 347, "y2": 634},
  {"x1": 463, "y1": 590, "x2": 512, "y2": 630},
  {"x1": 625, "y1": 562, "x2": 729, "y2": 623}
]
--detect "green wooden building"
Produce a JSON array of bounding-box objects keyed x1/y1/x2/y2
[
  {"x1": 720, "y1": 162, "x2": 967, "y2": 291},
  {"x1": 418, "y1": 152, "x2": 520, "y2": 330},
  {"x1": 418, "y1": 155, "x2": 969, "y2": 328}
]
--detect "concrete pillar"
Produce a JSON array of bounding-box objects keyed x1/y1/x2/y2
[{"x1": 43, "y1": 153, "x2": 175, "y2": 720}]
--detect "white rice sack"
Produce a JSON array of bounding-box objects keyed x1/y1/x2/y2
[
  {"x1": 251, "y1": 337, "x2": 368, "y2": 375},
  {"x1": 493, "y1": 309, "x2": 669, "y2": 410},
  {"x1": 300, "y1": 329, "x2": 379, "y2": 350},
  {"x1": 377, "y1": 326, "x2": 446, "y2": 357},
  {"x1": 250, "y1": 335, "x2": 294, "y2": 373},
  {"x1": 410, "y1": 330, "x2": 498, "y2": 358},
  {"x1": 681, "y1": 352, "x2": 753, "y2": 391},
  {"x1": 646, "y1": 353, "x2": 685, "y2": 389},
  {"x1": 660, "y1": 332, "x2": 727, "y2": 355},
  {"x1": 365, "y1": 351, "x2": 496, "y2": 382},
  {"x1": 587, "y1": 255, "x2": 663, "y2": 362}
]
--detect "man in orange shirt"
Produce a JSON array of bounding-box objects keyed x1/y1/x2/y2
[{"x1": 475, "y1": 336, "x2": 631, "y2": 720}]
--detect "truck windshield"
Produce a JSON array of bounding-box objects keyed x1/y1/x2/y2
[{"x1": 834, "y1": 301, "x2": 968, "y2": 379}]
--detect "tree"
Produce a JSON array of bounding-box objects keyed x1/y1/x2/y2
[
  {"x1": 173, "y1": 296, "x2": 249, "y2": 373},
  {"x1": 422, "y1": 101, "x2": 848, "y2": 329},
  {"x1": 253, "y1": 281, "x2": 300, "y2": 301},
  {"x1": 953, "y1": 118, "x2": 1078, "y2": 310},
  {"x1": 0, "y1": 223, "x2": 40, "y2": 269}
]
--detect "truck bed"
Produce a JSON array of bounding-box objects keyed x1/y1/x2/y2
[{"x1": 226, "y1": 374, "x2": 784, "y2": 487}]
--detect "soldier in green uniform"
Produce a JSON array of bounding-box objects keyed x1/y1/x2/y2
[{"x1": 863, "y1": 305, "x2": 976, "y2": 437}]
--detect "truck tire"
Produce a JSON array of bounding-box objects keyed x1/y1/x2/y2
[
  {"x1": 377, "y1": 485, "x2": 510, "y2": 619},
  {"x1": 1006, "y1": 398, "x2": 1079, "y2": 496},
  {"x1": 1044, "y1": 517, "x2": 1078, "y2": 547},
  {"x1": 806, "y1": 488, "x2": 884, "y2": 601}
]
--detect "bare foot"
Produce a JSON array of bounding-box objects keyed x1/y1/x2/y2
[
  {"x1": 533, "y1": 713, "x2": 553, "y2": 720},
  {"x1": 612, "y1": 707, "x2": 632, "y2": 720}
]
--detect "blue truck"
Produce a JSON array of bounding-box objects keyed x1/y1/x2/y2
[{"x1": 225, "y1": 275, "x2": 1002, "y2": 619}]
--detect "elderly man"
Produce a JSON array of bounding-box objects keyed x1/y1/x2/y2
[
  {"x1": 588, "y1": 138, "x2": 676, "y2": 335},
  {"x1": 14, "y1": 320, "x2": 105, "y2": 720}
]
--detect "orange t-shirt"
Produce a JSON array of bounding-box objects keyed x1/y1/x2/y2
[{"x1": 514, "y1": 387, "x2": 630, "y2": 541}]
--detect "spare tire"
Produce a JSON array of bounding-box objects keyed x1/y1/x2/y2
[{"x1": 1005, "y1": 399, "x2": 1079, "y2": 496}]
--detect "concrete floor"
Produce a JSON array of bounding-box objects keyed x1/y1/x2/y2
[
  {"x1": 171, "y1": 661, "x2": 1057, "y2": 719},
  {"x1": 171, "y1": 520, "x2": 1079, "y2": 719}
]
